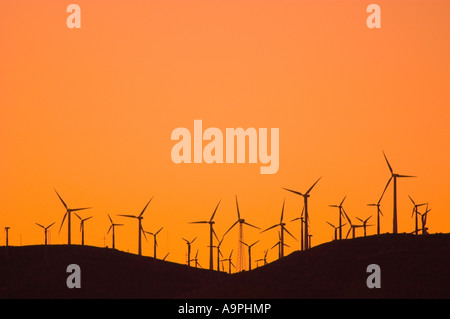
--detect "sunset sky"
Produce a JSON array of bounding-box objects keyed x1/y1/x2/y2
[{"x1": 0, "y1": 1, "x2": 449, "y2": 269}]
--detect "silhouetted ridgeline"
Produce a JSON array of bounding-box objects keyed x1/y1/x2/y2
[{"x1": 0, "y1": 233, "x2": 449, "y2": 298}]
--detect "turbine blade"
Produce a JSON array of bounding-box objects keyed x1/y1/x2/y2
[
  {"x1": 282, "y1": 188, "x2": 304, "y2": 196},
  {"x1": 223, "y1": 221, "x2": 238, "y2": 237},
  {"x1": 408, "y1": 195, "x2": 416, "y2": 205},
  {"x1": 212, "y1": 227, "x2": 219, "y2": 241},
  {"x1": 47, "y1": 222, "x2": 55, "y2": 229},
  {"x1": 280, "y1": 199, "x2": 285, "y2": 223},
  {"x1": 284, "y1": 226, "x2": 297, "y2": 241},
  {"x1": 305, "y1": 176, "x2": 322, "y2": 195},
  {"x1": 59, "y1": 212, "x2": 68, "y2": 234},
  {"x1": 326, "y1": 221, "x2": 335, "y2": 228},
  {"x1": 71, "y1": 207, "x2": 92, "y2": 212},
  {"x1": 250, "y1": 240, "x2": 259, "y2": 247},
  {"x1": 156, "y1": 227, "x2": 163, "y2": 235},
  {"x1": 36, "y1": 223, "x2": 45, "y2": 229},
  {"x1": 189, "y1": 221, "x2": 208, "y2": 224},
  {"x1": 54, "y1": 189, "x2": 68, "y2": 209},
  {"x1": 139, "y1": 197, "x2": 153, "y2": 217},
  {"x1": 107, "y1": 225, "x2": 113, "y2": 234},
  {"x1": 291, "y1": 217, "x2": 300, "y2": 222},
  {"x1": 117, "y1": 214, "x2": 137, "y2": 218},
  {"x1": 74, "y1": 213, "x2": 82, "y2": 220},
  {"x1": 235, "y1": 196, "x2": 241, "y2": 220},
  {"x1": 210, "y1": 200, "x2": 221, "y2": 222},
  {"x1": 397, "y1": 174, "x2": 416, "y2": 178},
  {"x1": 382, "y1": 151, "x2": 393, "y2": 174},
  {"x1": 379, "y1": 177, "x2": 392, "y2": 203},
  {"x1": 108, "y1": 214, "x2": 113, "y2": 224},
  {"x1": 243, "y1": 221, "x2": 260, "y2": 229},
  {"x1": 261, "y1": 224, "x2": 279, "y2": 233},
  {"x1": 340, "y1": 195, "x2": 346, "y2": 206},
  {"x1": 240, "y1": 240, "x2": 249, "y2": 247},
  {"x1": 191, "y1": 237, "x2": 197, "y2": 244}
]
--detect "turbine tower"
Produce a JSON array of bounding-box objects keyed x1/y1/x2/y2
[
  {"x1": 55, "y1": 189, "x2": 91, "y2": 245},
  {"x1": 36, "y1": 222, "x2": 55, "y2": 245},
  {"x1": 75, "y1": 213, "x2": 93, "y2": 246},
  {"x1": 408, "y1": 195, "x2": 427, "y2": 235},
  {"x1": 328, "y1": 196, "x2": 346, "y2": 240},
  {"x1": 261, "y1": 199, "x2": 296, "y2": 258},
  {"x1": 223, "y1": 196, "x2": 260, "y2": 272},
  {"x1": 240, "y1": 240, "x2": 259, "y2": 271},
  {"x1": 382, "y1": 152, "x2": 416, "y2": 234},
  {"x1": 117, "y1": 197, "x2": 153, "y2": 256},
  {"x1": 283, "y1": 176, "x2": 321, "y2": 250},
  {"x1": 182, "y1": 237, "x2": 197, "y2": 266},
  {"x1": 107, "y1": 214, "x2": 123, "y2": 249},
  {"x1": 189, "y1": 200, "x2": 221, "y2": 270},
  {"x1": 144, "y1": 227, "x2": 163, "y2": 258}
]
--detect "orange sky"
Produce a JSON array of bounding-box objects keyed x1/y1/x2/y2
[{"x1": 0, "y1": 0, "x2": 449, "y2": 270}]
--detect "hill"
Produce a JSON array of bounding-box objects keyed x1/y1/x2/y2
[{"x1": 1, "y1": 233, "x2": 449, "y2": 298}]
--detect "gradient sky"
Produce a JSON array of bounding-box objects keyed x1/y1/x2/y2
[{"x1": 0, "y1": 0, "x2": 449, "y2": 269}]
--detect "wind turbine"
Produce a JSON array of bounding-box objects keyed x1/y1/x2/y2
[
  {"x1": 223, "y1": 196, "x2": 260, "y2": 272},
  {"x1": 74, "y1": 213, "x2": 93, "y2": 246},
  {"x1": 55, "y1": 189, "x2": 92, "y2": 245},
  {"x1": 419, "y1": 205, "x2": 431, "y2": 235},
  {"x1": 209, "y1": 236, "x2": 225, "y2": 271},
  {"x1": 190, "y1": 249, "x2": 202, "y2": 268},
  {"x1": 261, "y1": 199, "x2": 296, "y2": 258},
  {"x1": 408, "y1": 195, "x2": 427, "y2": 235},
  {"x1": 290, "y1": 207, "x2": 305, "y2": 250},
  {"x1": 382, "y1": 152, "x2": 416, "y2": 234},
  {"x1": 221, "y1": 250, "x2": 235, "y2": 274},
  {"x1": 342, "y1": 208, "x2": 363, "y2": 239},
  {"x1": 355, "y1": 216, "x2": 373, "y2": 237},
  {"x1": 182, "y1": 237, "x2": 197, "y2": 267},
  {"x1": 117, "y1": 197, "x2": 153, "y2": 256},
  {"x1": 326, "y1": 221, "x2": 346, "y2": 241},
  {"x1": 271, "y1": 231, "x2": 290, "y2": 259},
  {"x1": 367, "y1": 187, "x2": 388, "y2": 235},
  {"x1": 36, "y1": 222, "x2": 55, "y2": 245},
  {"x1": 256, "y1": 249, "x2": 269, "y2": 266},
  {"x1": 189, "y1": 200, "x2": 221, "y2": 270},
  {"x1": 107, "y1": 214, "x2": 123, "y2": 250},
  {"x1": 144, "y1": 227, "x2": 164, "y2": 259},
  {"x1": 283, "y1": 176, "x2": 321, "y2": 250},
  {"x1": 328, "y1": 196, "x2": 346, "y2": 240},
  {"x1": 240, "y1": 240, "x2": 259, "y2": 271}
]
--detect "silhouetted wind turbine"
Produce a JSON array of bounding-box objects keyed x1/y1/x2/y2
[
  {"x1": 382, "y1": 152, "x2": 416, "y2": 234},
  {"x1": 419, "y1": 205, "x2": 431, "y2": 235},
  {"x1": 191, "y1": 249, "x2": 202, "y2": 268},
  {"x1": 270, "y1": 230, "x2": 290, "y2": 259},
  {"x1": 182, "y1": 237, "x2": 197, "y2": 267},
  {"x1": 221, "y1": 250, "x2": 234, "y2": 274},
  {"x1": 36, "y1": 222, "x2": 55, "y2": 245},
  {"x1": 144, "y1": 227, "x2": 163, "y2": 258},
  {"x1": 55, "y1": 189, "x2": 92, "y2": 245},
  {"x1": 408, "y1": 195, "x2": 427, "y2": 236},
  {"x1": 117, "y1": 197, "x2": 153, "y2": 256},
  {"x1": 223, "y1": 196, "x2": 260, "y2": 272},
  {"x1": 261, "y1": 199, "x2": 296, "y2": 258},
  {"x1": 326, "y1": 221, "x2": 346, "y2": 241},
  {"x1": 240, "y1": 240, "x2": 259, "y2": 271},
  {"x1": 189, "y1": 200, "x2": 221, "y2": 270},
  {"x1": 74, "y1": 213, "x2": 93, "y2": 246},
  {"x1": 283, "y1": 176, "x2": 321, "y2": 250},
  {"x1": 209, "y1": 236, "x2": 225, "y2": 271},
  {"x1": 290, "y1": 206, "x2": 305, "y2": 250},
  {"x1": 342, "y1": 208, "x2": 363, "y2": 239},
  {"x1": 355, "y1": 216, "x2": 373, "y2": 237},
  {"x1": 328, "y1": 196, "x2": 346, "y2": 240},
  {"x1": 107, "y1": 214, "x2": 123, "y2": 250},
  {"x1": 367, "y1": 187, "x2": 388, "y2": 235},
  {"x1": 256, "y1": 249, "x2": 269, "y2": 266}
]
